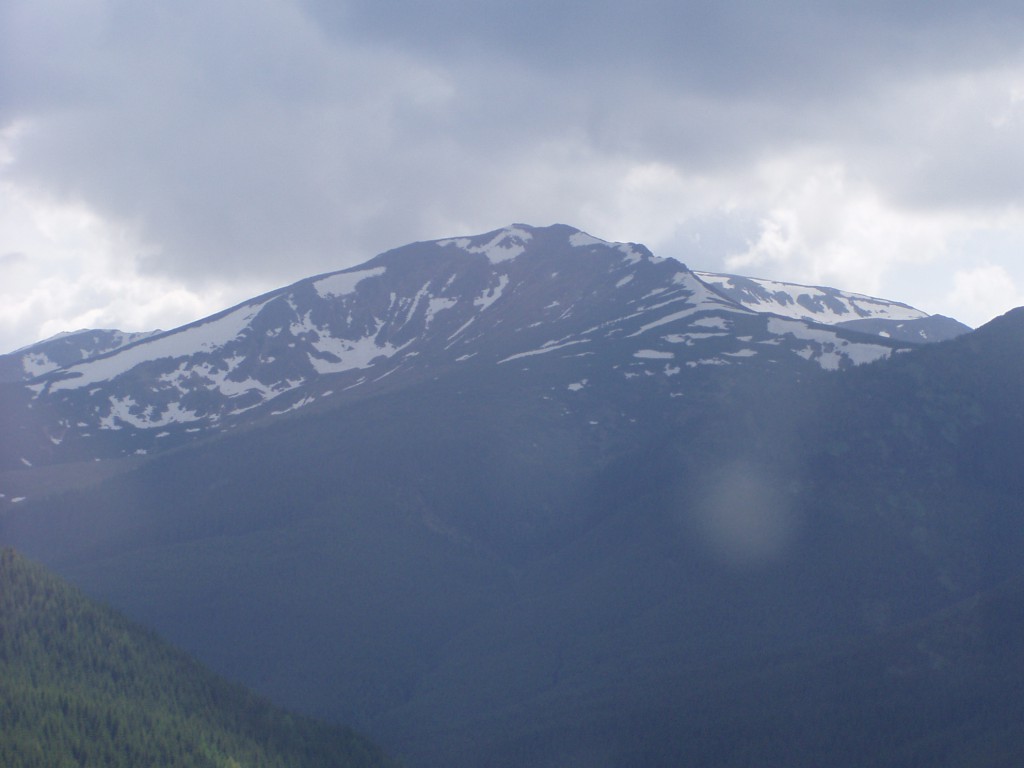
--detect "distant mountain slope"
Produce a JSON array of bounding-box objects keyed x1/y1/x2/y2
[
  {"x1": 0, "y1": 329, "x2": 159, "y2": 383},
  {"x1": 695, "y1": 271, "x2": 971, "y2": 342},
  {"x1": 0, "y1": 547, "x2": 395, "y2": 768},
  {"x1": 1, "y1": 224, "x2": 945, "y2": 471}
]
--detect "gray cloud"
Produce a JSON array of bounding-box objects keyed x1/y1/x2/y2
[
  {"x1": 305, "y1": 1, "x2": 1024, "y2": 90},
  {"x1": 0, "y1": 251, "x2": 27, "y2": 267},
  {"x1": 3, "y1": 0, "x2": 1024, "y2": 299}
]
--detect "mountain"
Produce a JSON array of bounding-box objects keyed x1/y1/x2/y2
[
  {"x1": 694, "y1": 270, "x2": 970, "y2": 342},
  {"x1": 0, "y1": 547, "x2": 396, "y2": 768},
  {"x1": 1, "y1": 224, "x2": 958, "y2": 474},
  {"x1": 0, "y1": 328, "x2": 159, "y2": 383},
  {"x1": 581, "y1": 572, "x2": 1024, "y2": 768},
  {"x1": 2, "y1": 224, "x2": 1020, "y2": 768}
]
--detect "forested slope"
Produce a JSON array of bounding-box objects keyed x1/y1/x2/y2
[{"x1": 0, "y1": 547, "x2": 396, "y2": 768}]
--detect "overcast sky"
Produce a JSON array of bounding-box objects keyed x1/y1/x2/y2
[{"x1": 3, "y1": 0, "x2": 1024, "y2": 352}]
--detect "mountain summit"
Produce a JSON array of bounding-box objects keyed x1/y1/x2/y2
[{"x1": 0, "y1": 224, "x2": 967, "y2": 469}]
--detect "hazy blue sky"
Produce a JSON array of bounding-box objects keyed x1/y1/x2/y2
[{"x1": 3, "y1": 0, "x2": 1024, "y2": 351}]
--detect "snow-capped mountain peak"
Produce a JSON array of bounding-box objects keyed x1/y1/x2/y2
[{"x1": 0, "y1": 224, "x2": 966, "y2": 467}]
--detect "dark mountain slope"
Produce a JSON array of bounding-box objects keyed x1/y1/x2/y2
[
  {"x1": 632, "y1": 573, "x2": 1024, "y2": 768},
  {"x1": 3, "y1": 310, "x2": 1023, "y2": 767},
  {"x1": 0, "y1": 547, "x2": 395, "y2": 768},
  {"x1": 380, "y1": 309, "x2": 1024, "y2": 766},
  {"x1": 0, "y1": 368, "x2": 624, "y2": 726},
  {"x1": 803, "y1": 307, "x2": 1024, "y2": 595},
  {"x1": 447, "y1": 573, "x2": 1024, "y2": 768}
]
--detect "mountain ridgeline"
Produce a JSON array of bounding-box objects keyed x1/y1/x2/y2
[
  {"x1": 2, "y1": 223, "x2": 1021, "y2": 767},
  {"x1": 0, "y1": 548, "x2": 396, "y2": 768},
  {"x1": 0, "y1": 223, "x2": 966, "y2": 471}
]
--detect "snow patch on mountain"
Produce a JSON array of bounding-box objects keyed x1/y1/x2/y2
[
  {"x1": 765, "y1": 317, "x2": 893, "y2": 370},
  {"x1": 1, "y1": 329, "x2": 162, "y2": 383},
  {"x1": 426, "y1": 296, "x2": 458, "y2": 325},
  {"x1": 499, "y1": 339, "x2": 590, "y2": 363},
  {"x1": 693, "y1": 317, "x2": 730, "y2": 330},
  {"x1": 628, "y1": 308, "x2": 702, "y2": 337},
  {"x1": 696, "y1": 272, "x2": 926, "y2": 324},
  {"x1": 309, "y1": 333, "x2": 411, "y2": 375},
  {"x1": 635, "y1": 350, "x2": 674, "y2": 359},
  {"x1": 314, "y1": 266, "x2": 387, "y2": 298},
  {"x1": 474, "y1": 274, "x2": 510, "y2": 311},
  {"x1": 568, "y1": 229, "x2": 653, "y2": 265},
  {"x1": 22, "y1": 353, "x2": 62, "y2": 378},
  {"x1": 101, "y1": 397, "x2": 203, "y2": 430},
  {"x1": 49, "y1": 300, "x2": 271, "y2": 391},
  {"x1": 619, "y1": 244, "x2": 646, "y2": 265},
  {"x1": 440, "y1": 226, "x2": 533, "y2": 264},
  {"x1": 569, "y1": 232, "x2": 604, "y2": 248},
  {"x1": 447, "y1": 317, "x2": 477, "y2": 344}
]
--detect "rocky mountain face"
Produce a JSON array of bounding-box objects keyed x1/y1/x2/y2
[
  {"x1": 3, "y1": 224, "x2": 1017, "y2": 768},
  {"x1": 0, "y1": 224, "x2": 966, "y2": 472}
]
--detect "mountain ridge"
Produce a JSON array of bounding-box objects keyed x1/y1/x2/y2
[
  {"x1": 694, "y1": 269, "x2": 969, "y2": 342},
  {"x1": 0, "y1": 223, "x2": 967, "y2": 475}
]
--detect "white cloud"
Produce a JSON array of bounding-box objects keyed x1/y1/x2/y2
[
  {"x1": 0, "y1": 159, "x2": 260, "y2": 352},
  {"x1": 721, "y1": 158, "x2": 945, "y2": 292},
  {"x1": 5, "y1": 0, "x2": 1024, "y2": 349},
  {"x1": 948, "y1": 263, "x2": 1024, "y2": 327}
]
